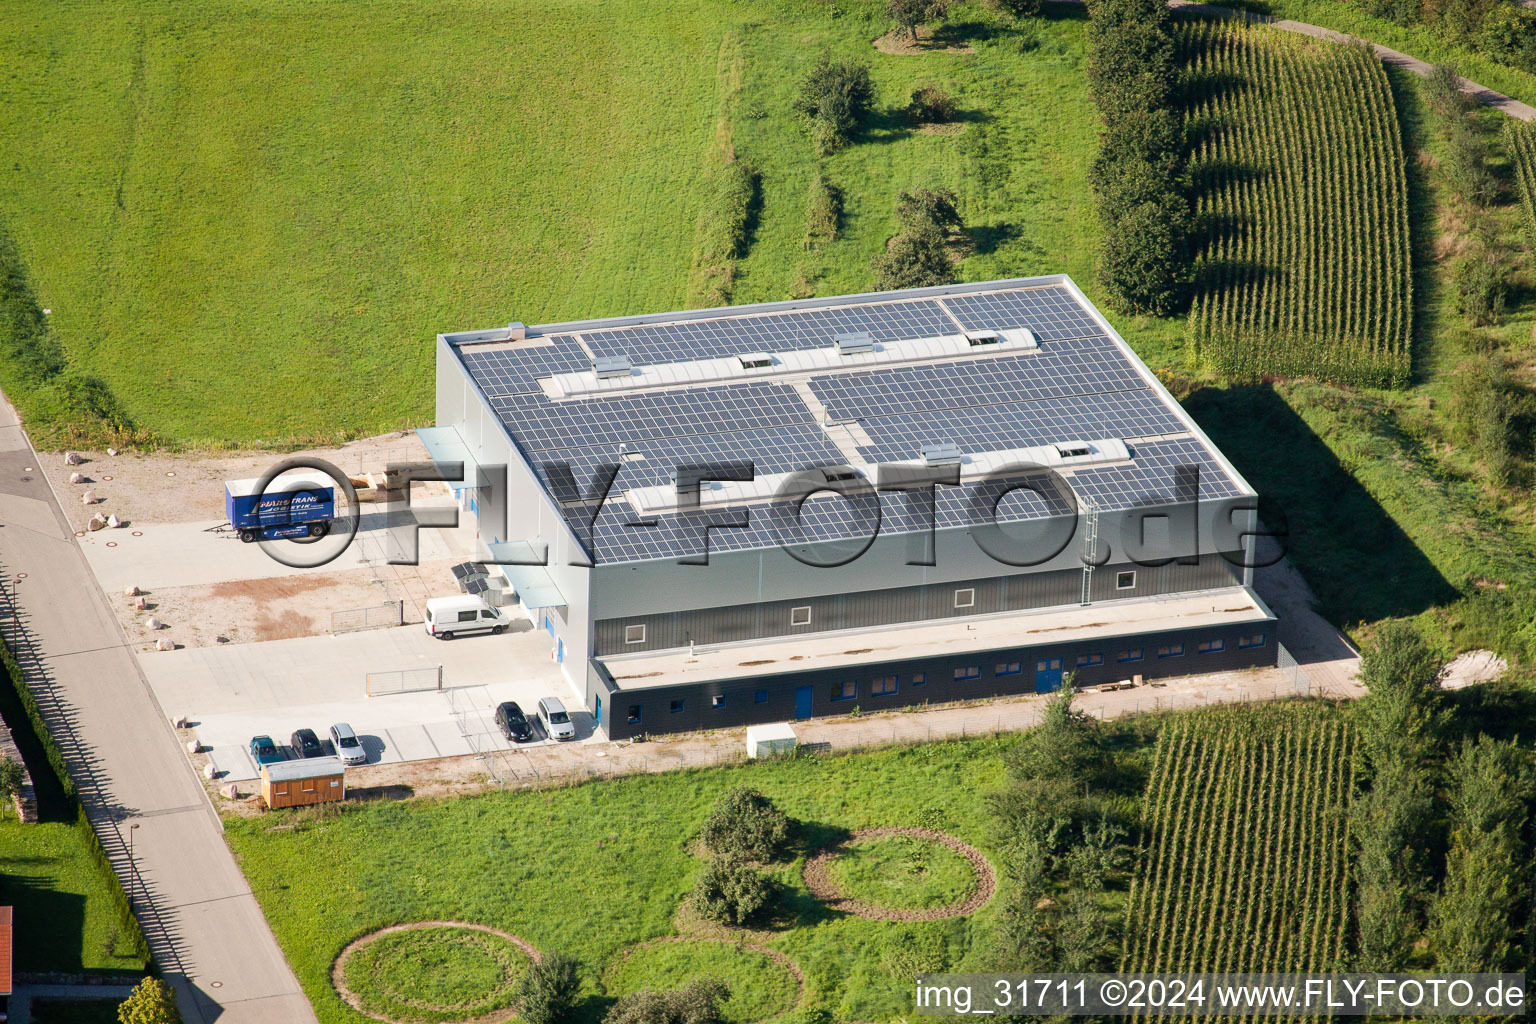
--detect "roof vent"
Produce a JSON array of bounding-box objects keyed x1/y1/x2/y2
[
  {"x1": 819, "y1": 466, "x2": 862, "y2": 483},
  {"x1": 594, "y1": 354, "x2": 633, "y2": 379},
  {"x1": 737, "y1": 352, "x2": 773, "y2": 370},
  {"x1": 1055, "y1": 441, "x2": 1095, "y2": 459},
  {"x1": 921, "y1": 442, "x2": 963, "y2": 466},
  {"x1": 833, "y1": 331, "x2": 874, "y2": 355},
  {"x1": 966, "y1": 330, "x2": 1001, "y2": 347}
]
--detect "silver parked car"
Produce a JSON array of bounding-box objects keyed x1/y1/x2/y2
[
  {"x1": 537, "y1": 697, "x2": 576, "y2": 741},
  {"x1": 329, "y1": 722, "x2": 367, "y2": 765}
]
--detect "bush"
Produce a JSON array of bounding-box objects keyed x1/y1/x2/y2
[
  {"x1": 515, "y1": 952, "x2": 582, "y2": 1024},
  {"x1": 887, "y1": 0, "x2": 952, "y2": 39},
  {"x1": 793, "y1": 56, "x2": 875, "y2": 154},
  {"x1": 908, "y1": 83, "x2": 957, "y2": 123},
  {"x1": 1453, "y1": 244, "x2": 1507, "y2": 327},
  {"x1": 699, "y1": 787, "x2": 792, "y2": 861},
  {"x1": 994, "y1": 0, "x2": 1043, "y2": 16},
  {"x1": 1447, "y1": 354, "x2": 1520, "y2": 485},
  {"x1": 119, "y1": 978, "x2": 181, "y2": 1024},
  {"x1": 873, "y1": 220, "x2": 955, "y2": 290},
  {"x1": 804, "y1": 173, "x2": 841, "y2": 250},
  {"x1": 687, "y1": 160, "x2": 757, "y2": 307},
  {"x1": 896, "y1": 187, "x2": 962, "y2": 231},
  {"x1": 604, "y1": 979, "x2": 729, "y2": 1024},
  {"x1": 686, "y1": 854, "x2": 778, "y2": 925}
]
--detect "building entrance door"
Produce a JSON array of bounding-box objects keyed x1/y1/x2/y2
[
  {"x1": 1034, "y1": 658, "x2": 1064, "y2": 693},
  {"x1": 794, "y1": 686, "x2": 813, "y2": 719}
]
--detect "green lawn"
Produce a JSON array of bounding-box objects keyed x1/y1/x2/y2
[
  {"x1": 823, "y1": 834, "x2": 977, "y2": 910},
  {"x1": 0, "y1": 0, "x2": 1187, "y2": 446},
  {"x1": 0, "y1": 818, "x2": 146, "y2": 973},
  {"x1": 340, "y1": 925, "x2": 531, "y2": 1024},
  {"x1": 603, "y1": 939, "x2": 801, "y2": 1023},
  {"x1": 226, "y1": 739, "x2": 1009, "y2": 1024}
]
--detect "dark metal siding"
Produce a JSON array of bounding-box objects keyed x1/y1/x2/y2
[
  {"x1": 594, "y1": 619, "x2": 1278, "y2": 740},
  {"x1": 595, "y1": 555, "x2": 1240, "y2": 655}
]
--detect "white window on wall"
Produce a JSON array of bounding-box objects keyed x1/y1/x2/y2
[
  {"x1": 1116, "y1": 570, "x2": 1136, "y2": 590},
  {"x1": 954, "y1": 588, "x2": 975, "y2": 609},
  {"x1": 624, "y1": 624, "x2": 646, "y2": 644},
  {"x1": 790, "y1": 606, "x2": 812, "y2": 626}
]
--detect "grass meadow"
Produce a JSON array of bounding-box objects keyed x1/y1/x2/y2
[
  {"x1": 0, "y1": 817, "x2": 145, "y2": 973},
  {"x1": 226, "y1": 738, "x2": 1012, "y2": 1024},
  {"x1": 0, "y1": 0, "x2": 1186, "y2": 445}
]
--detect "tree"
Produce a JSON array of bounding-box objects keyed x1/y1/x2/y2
[
  {"x1": 793, "y1": 56, "x2": 875, "y2": 154},
  {"x1": 0, "y1": 756, "x2": 23, "y2": 820},
  {"x1": 119, "y1": 978, "x2": 181, "y2": 1024},
  {"x1": 1098, "y1": 198, "x2": 1188, "y2": 315},
  {"x1": 1002, "y1": 687, "x2": 1100, "y2": 785},
  {"x1": 686, "y1": 854, "x2": 777, "y2": 925},
  {"x1": 699, "y1": 787, "x2": 792, "y2": 861},
  {"x1": 515, "y1": 952, "x2": 582, "y2": 1024},
  {"x1": 604, "y1": 979, "x2": 729, "y2": 1024},
  {"x1": 908, "y1": 84, "x2": 957, "y2": 124},
  {"x1": 1448, "y1": 354, "x2": 1519, "y2": 484},
  {"x1": 887, "y1": 0, "x2": 952, "y2": 40},
  {"x1": 995, "y1": 0, "x2": 1043, "y2": 17}
]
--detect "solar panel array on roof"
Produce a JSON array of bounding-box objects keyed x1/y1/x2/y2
[
  {"x1": 580, "y1": 299, "x2": 955, "y2": 365},
  {"x1": 448, "y1": 282, "x2": 1249, "y2": 564}
]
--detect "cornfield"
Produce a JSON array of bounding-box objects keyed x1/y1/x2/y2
[
  {"x1": 1506, "y1": 119, "x2": 1536, "y2": 246},
  {"x1": 1183, "y1": 25, "x2": 1412, "y2": 388},
  {"x1": 1122, "y1": 707, "x2": 1354, "y2": 997}
]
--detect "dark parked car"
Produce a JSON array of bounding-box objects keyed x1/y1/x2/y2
[
  {"x1": 290, "y1": 728, "x2": 324, "y2": 758},
  {"x1": 494, "y1": 701, "x2": 534, "y2": 742},
  {"x1": 248, "y1": 735, "x2": 283, "y2": 766}
]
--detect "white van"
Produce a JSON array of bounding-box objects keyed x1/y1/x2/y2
[{"x1": 424, "y1": 595, "x2": 507, "y2": 640}]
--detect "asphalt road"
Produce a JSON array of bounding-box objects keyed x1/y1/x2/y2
[{"x1": 0, "y1": 392, "x2": 317, "y2": 1024}]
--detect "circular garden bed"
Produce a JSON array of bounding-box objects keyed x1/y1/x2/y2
[
  {"x1": 603, "y1": 937, "x2": 803, "y2": 1024},
  {"x1": 333, "y1": 922, "x2": 539, "y2": 1024},
  {"x1": 803, "y1": 827, "x2": 996, "y2": 921}
]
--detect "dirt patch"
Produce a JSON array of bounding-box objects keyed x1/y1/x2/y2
[
  {"x1": 802, "y1": 826, "x2": 996, "y2": 922},
  {"x1": 331, "y1": 921, "x2": 541, "y2": 1024},
  {"x1": 40, "y1": 431, "x2": 425, "y2": 533},
  {"x1": 840, "y1": 648, "x2": 872, "y2": 655},
  {"x1": 1438, "y1": 649, "x2": 1508, "y2": 691},
  {"x1": 113, "y1": 562, "x2": 435, "y2": 649},
  {"x1": 738, "y1": 659, "x2": 776, "y2": 667},
  {"x1": 872, "y1": 28, "x2": 974, "y2": 54}
]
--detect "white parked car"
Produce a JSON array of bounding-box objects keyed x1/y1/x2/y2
[
  {"x1": 424, "y1": 595, "x2": 507, "y2": 640},
  {"x1": 537, "y1": 697, "x2": 576, "y2": 741},
  {"x1": 329, "y1": 722, "x2": 367, "y2": 765}
]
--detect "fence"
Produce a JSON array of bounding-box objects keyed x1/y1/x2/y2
[
  {"x1": 331, "y1": 601, "x2": 403, "y2": 634},
  {"x1": 1276, "y1": 642, "x2": 1314, "y2": 697},
  {"x1": 365, "y1": 666, "x2": 442, "y2": 696}
]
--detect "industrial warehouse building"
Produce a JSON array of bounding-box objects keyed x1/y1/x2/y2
[{"x1": 424, "y1": 276, "x2": 1278, "y2": 739}]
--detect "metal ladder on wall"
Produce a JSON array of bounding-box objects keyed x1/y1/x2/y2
[{"x1": 1080, "y1": 499, "x2": 1099, "y2": 606}]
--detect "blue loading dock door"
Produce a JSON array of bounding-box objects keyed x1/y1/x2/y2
[
  {"x1": 1035, "y1": 658, "x2": 1064, "y2": 693},
  {"x1": 794, "y1": 686, "x2": 813, "y2": 719}
]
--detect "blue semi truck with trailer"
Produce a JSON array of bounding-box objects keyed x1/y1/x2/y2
[{"x1": 224, "y1": 474, "x2": 336, "y2": 543}]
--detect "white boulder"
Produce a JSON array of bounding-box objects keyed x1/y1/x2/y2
[
  {"x1": 107, "y1": 514, "x2": 122, "y2": 528},
  {"x1": 68, "y1": 471, "x2": 86, "y2": 484},
  {"x1": 146, "y1": 616, "x2": 165, "y2": 630},
  {"x1": 124, "y1": 585, "x2": 141, "y2": 596},
  {"x1": 106, "y1": 447, "x2": 119, "y2": 457},
  {"x1": 63, "y1": 451, "x2": 83, "y2": 466},
  {"x1": 155, "y1": 638, "x2": 175, "y2": 652},
  {"x1": 134, "y1": 596, "x2": 147, "y2": 611},
  {"x1": 87, "y1": 514, "x2": 108, "y2": 531},
  {"x1": 81, "y1": 490, "x2": 98, "y2": 505}
]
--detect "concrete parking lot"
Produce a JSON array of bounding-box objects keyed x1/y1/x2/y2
[{"x1": 139, "y1": 617, "x2": 587, "y2": 781}]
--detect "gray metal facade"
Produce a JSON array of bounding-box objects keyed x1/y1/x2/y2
[{"x1": 594, "y1": 555, "x2": 1240, "y2": 655}]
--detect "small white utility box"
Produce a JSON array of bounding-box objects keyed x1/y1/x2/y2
[{"x1": 746, "y1": 723, "x2": 797, "y2": 759}]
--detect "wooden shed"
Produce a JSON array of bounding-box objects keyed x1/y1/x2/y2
[{"x1": 260, "y1": 757, "x2": 345, "y2": 809}]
